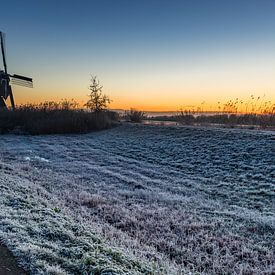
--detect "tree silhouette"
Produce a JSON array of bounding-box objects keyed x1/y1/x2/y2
[{"x1": 85, "y1": 75, "x2": 111, "y2": 112}]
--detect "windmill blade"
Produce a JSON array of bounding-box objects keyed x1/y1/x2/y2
[
  {"x1": 0, "y1": 32, "x2": 8, "y2": 74},
  {"x1": 11, "y1": 78, "x2": 33, "y2": 88},
  {"x1": 10, "y1": 74, "x2": 33, "y2": 88},
  {"x1": 12, "y1": 74, "x2": 32, "y2": 82}
]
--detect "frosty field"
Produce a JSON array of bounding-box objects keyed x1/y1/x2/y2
[{"x1": 0, "y1": 124, "x2": 274, "y2": 274}]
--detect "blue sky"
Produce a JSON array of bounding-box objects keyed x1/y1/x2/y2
[{"x1": 1, "y1": 0, "x2": 275, "y2": 110}]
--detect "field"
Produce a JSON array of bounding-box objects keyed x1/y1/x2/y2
[{"x1": 0, "y1": 124, "x2": 274, "y2": 274}]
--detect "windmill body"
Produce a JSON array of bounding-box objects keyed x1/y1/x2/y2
[{"x1": 0, "y1": 31, "x2": 33, "y2": 109}]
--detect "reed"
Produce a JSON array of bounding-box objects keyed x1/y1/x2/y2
[{"x1": 0, "y1": 100, "x2": 118, "y2": 135}]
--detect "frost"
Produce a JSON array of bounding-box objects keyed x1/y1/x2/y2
[
  {"x1": 0, "y1": 124, "x2": 274, "y2": 274},
  {"x1": 24, "y1": 156, "x2": 50, "y2": 162},
  {"x1": 34, "y1": 156, "x2": 50, "y2": 162}
]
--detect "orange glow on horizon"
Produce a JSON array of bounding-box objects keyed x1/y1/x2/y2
[{"x1": 13, "y1": 89, "x2": 275, "y2": 114}]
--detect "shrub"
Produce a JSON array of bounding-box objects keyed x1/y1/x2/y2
[
  {"x1": 0, "y1": 103, "x2": 118, "y2": 135},
  {"x1": 176, "y1": 110, "x2": 195, "y2": 125},
  {"x1": 126, "y1": 109, "x2": 146, "y2": 123}
]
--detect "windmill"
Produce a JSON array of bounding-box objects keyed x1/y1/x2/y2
[{"x1": 0, "y1": 31, "x2": 33, "y2": 110}]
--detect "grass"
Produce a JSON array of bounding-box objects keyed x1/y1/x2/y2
[
  {"x1": 178, "y1": 112, "x2": 275, "y2": 127},
  {"x1": 1, "y1": 124, "x2": 273, "y2": 274},
  {"x1": 149, "y1": 112, "x2": 275, "y2": 128},
  {"x1": 0, "y1": 102, "x2": 119, "y2": 135},
  {"x1": 148, "y1": 95, "x2": 275, "y2": 128},
  {"x1": 0, "y1": 166, "x2": 151, "y2": 274}
]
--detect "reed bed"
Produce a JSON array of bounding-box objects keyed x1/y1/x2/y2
[{"x1": 0, "y1": 101, "x2": 118, "y2": 135}]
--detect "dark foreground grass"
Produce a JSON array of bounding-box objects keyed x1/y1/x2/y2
[
  {"x1": 0, "y1": 244, "x2": 27, "y2": 275},
  {"x1": 0, "y1": 106, "x2": 118, "y2": 135}
]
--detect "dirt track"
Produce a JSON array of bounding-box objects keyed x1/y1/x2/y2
[{"x1": 0, "y1": 244, "x2": 27, "y2": 275}]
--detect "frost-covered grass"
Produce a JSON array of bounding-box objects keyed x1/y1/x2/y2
[
  {"x1": 0, "y1": 164, "x2": 151, "y2": 274},
  {"x1": 0, "y1": 124, "x2": 274, "y2": 274}
]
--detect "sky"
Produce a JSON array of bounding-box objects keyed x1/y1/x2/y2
[{"x1": 1, "y1": 0, "x2": 275, "y2": 111}]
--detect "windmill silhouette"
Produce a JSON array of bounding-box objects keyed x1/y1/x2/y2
[{"x1": 0, "y1": 31, "x2": 33, "y2": 110}]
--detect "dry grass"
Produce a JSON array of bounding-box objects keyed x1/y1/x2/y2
[
  {"x1": 176, "y1": 112, "x2": 275, "y2": 127},
  {"x1": 0, "y1": 102, "x2": 119, "y2": 135},
  {"x1": 149, "y1": 96, "x2": 275, "y2": 128},
  {"x1": 149, "y1": 112, "x2": 275, "y2": 128}
]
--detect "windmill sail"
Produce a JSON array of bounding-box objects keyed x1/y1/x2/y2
[{"x1": 11, "y1": 74, "x2": 33, "y2": 88}]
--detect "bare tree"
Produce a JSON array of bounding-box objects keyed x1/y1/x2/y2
[{"x1": 85, "y1": 75, "x2": 111, "y2": 112}]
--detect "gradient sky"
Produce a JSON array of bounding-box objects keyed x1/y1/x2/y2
[{"x1": 1, "y1": 0, "x2": 275, "y2": 111}]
